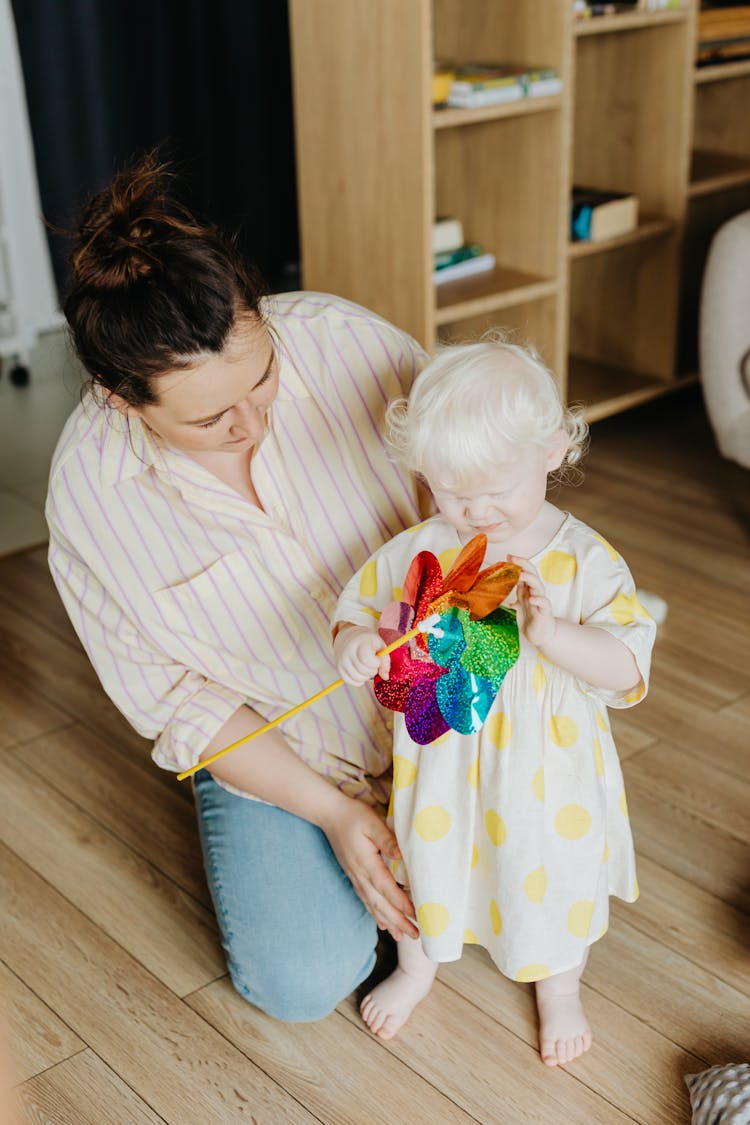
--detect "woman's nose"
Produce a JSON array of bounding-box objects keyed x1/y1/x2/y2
[{"x1": 231, "y1": 399, "x2": 265, "y2": 438}]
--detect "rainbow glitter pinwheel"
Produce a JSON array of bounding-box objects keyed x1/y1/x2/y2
[{"x1": 373, "y1": 535, "x2": 522, "y2": 745}]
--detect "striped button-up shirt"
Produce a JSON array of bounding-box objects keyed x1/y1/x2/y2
[{"x1": 46, "y1": 292, "x2": 427, "y2": 804}]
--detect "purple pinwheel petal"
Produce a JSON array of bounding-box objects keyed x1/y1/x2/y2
[{"x1": 404, "y1": 678, "x2": 450, "y2": 745}]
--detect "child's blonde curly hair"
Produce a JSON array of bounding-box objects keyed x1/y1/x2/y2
[{"x1": 386, "y1": 334, "x2": 588, "y2": 491}]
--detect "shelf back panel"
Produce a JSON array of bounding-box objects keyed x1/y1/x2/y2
[
  {"x1": 574, "y1": 23, "x2": 693, "y2": 217},
  {"x1": 435, "y1": 111, "x2": 563, "y2": 279},
  {"x1": 433, "y1": 0, "x2": 566, "y2": 72},
  {"x1": 569, "y1": 236, "x2": 681, "y2": 379}
]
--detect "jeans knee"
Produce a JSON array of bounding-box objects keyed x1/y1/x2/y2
[{"x1": 227, "y1": 950, "x2": 375, "y2": 1022}]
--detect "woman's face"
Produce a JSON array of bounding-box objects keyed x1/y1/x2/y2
[{"x1": 132, "y1": 320, "x2": 279, "y2": 454}]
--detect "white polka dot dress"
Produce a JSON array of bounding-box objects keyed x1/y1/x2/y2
[{"x1": 336, "y1": 514, "x2": 656, "y2": 981}]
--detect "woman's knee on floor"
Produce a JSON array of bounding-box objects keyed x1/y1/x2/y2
[{"x1": 225, "y1": 925, "x2": 378, "y2": 1022}]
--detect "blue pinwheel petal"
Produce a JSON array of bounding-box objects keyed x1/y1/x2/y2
[
  {"x1": 427, "y1": 605, "x2": 466, "y2": 668},
  {"x1": 435, "y1": 663, "x2": 497, "y2": 735}
]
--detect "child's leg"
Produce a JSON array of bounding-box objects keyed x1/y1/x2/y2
[
  {"x1": 360, "y1": 932, "x2": 437, "y2": 1039},
  {"x1": 534, "y1": 949, "x2": 592, "y2": 1066}
]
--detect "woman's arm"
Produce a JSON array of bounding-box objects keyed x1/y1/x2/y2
[
  {"x1": 200, "y1": 706, "x2": 417, "y2": 939},
  {"x1": 49, "y1": 536, "x2": 417, "y2": 938}
]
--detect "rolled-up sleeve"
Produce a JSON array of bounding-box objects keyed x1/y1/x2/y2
[
  {"x1": 48, "y1": 535, "x2": 245, "y2": 772},
  {"x1": 577, "y1": 549, "x2": 657, "y2": 710}
]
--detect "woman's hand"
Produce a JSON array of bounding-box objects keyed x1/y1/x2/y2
[
  {"x1": 508, "y1": 554, "x2": 558, "y2": 649},
  {"x1": 334, "y1": 624, "x2": 390, "y2": 685},
  {"x1": 320, "y1": 795, "x2": 418, "y2": 941}
]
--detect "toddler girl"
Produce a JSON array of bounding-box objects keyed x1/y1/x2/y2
[{"x1": 333, "y1": 338, "x2": 656, "y2": 1066}]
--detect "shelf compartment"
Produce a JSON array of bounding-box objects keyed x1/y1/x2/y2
[
  {"x1": 695, "y1": 58, "x2": 750, "y2": 85},
  {"x1": 433, "y1": 95, "x2": 562, "y2": 131},
  {"x1": 574, "y1": 8, "x2": 688, "y2": 36},
  {"x1": 437, "y1": 294, "x2": 560, "y2": 371},
  {"x1": 689, "y1": 149, "x2": 750, "y2": 197},
  {"x1": 568, "y1": 357, "x2": 697, "y2": 422},
  {"x1": 569, "y1": 236, "x2": 680, "y2": 382},
  {"x1": 434, "y1": 266, "x2": 558, "y2": 324},
  {"x1": 567, "y1": 214, "x2": 676, "y2": 258},
  {"x1": 574, "y1": 21, "x2": 692, "y2": 219},
  {"x1": 436, "y1": 110, "x2": 563, "y2": 289}
]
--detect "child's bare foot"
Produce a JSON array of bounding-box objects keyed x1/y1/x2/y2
[
  {"x1": 360, "y1": 934, "x2": 437, "y2": 1039},
  {"x1": 535, "y1": 956, "x2": 592, "y2": 1066},
  {"x1": 535, "y1": 987, "x2": 592, "y2": 1066}
]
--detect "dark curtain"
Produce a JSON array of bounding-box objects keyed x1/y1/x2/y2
[{"x1": 11, "y1": 0, "x2": 299, "y2": 298}]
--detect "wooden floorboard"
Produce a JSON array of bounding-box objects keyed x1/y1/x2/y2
[{"x1": 1, "y1": 387, "x2": 748, "y2": 1123}]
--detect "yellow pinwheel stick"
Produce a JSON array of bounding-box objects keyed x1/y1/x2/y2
[{"x1": 176, "y1": 613, "x2": 441, "y2": 782}]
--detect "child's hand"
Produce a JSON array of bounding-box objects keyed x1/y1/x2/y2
[
  {"x1": 334, "y1": 624, "x2": 390, "y2": 686},
  {"x1": 507, "y1": 555, "x2": 557, "y2": 649}
]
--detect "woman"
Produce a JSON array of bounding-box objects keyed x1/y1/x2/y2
[{"x1": 46, "y1": 152, "x2": 427, "y2": 1020}]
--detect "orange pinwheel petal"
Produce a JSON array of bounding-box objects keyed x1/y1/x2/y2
[
  {"x1": 430, "y1": 560, "x2": 521, "y2": 620},
  {"x1": 441, "y1": 534, "x2": 487, "y2": 592}
]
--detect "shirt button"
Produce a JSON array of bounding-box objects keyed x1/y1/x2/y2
[
  {"x1": 310, "y1": 586, "x2": 324, "y2": 601},
  {"x1": 386, "y1": 718, "x2": 394, "y2": 731}
]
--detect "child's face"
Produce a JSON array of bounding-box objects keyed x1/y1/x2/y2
[{"x1": 427, "y1": 442, "x2": 559, "y2": 546}]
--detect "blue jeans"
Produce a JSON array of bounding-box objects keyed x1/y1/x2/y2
[{"x1": 193, "y1": 769, "x2": 378, "y2": 1021}]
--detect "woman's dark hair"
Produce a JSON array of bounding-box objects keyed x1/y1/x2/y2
[{"x1": 64, "y1": 150, "x2": 268, "y2": 405}]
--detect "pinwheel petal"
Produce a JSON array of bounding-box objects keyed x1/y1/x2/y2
[
  {"x1": 377, "y1": 600, "x2": 414, "y2": 647},
  {"x1": 427, "y1": 605, "x2": 467, "y2": 668},
  {"x1": 436, "y1": 663, "x2": 497, "y2": 735},
  {"x1": 403, "y1": 551, "x2": 444, "y2": 623},
  {"x1": 460, "y1": 606, "x2": 520, "y2": 686},
  {"x1": 404, "y1": 679, "x2": 451, "y2": 745},
  {"x1": 440, "y1": 534, "x2": 486, "y2": 593}
]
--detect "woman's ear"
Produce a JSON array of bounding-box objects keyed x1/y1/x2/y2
[
  {"x1": 546, "y1": 428, "x2": 570, "y2": 472},
  {"x1": 102, "y1": 390, "x2": 135, "y2": 418}
]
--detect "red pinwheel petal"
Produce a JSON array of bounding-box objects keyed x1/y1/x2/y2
[
  {"x1": 403, "y1": 551, "x2": 444, "y2": 624},
  {"x1": 374, "y1": 675, "x2": 410, "y2": 713}
]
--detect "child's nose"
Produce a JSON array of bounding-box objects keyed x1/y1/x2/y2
[{"x1": 466, "y1": 496, "x2": 491, "y2": 519}]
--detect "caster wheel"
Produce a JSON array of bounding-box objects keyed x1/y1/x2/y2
[{"x1": 9, "y1": 364, "x2": 30, "y2": 386}]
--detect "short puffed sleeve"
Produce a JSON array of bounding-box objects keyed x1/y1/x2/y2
[{"x1": 576, "y1": 531, "x2": 657, "y2": 709}]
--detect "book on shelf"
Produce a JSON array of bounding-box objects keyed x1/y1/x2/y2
[
  {"x1": 432, "y1": 216, "x2": 465, "y2": 255},
  {"x1": 697, "y1": 4, "x2": 750, "y2": 63},
  {"x1": 433, "y1": 243, "x2": 495, "y2": 284},
  {"x1": 445, "y1": 64, "x2": 561, "y2": 109},
  {"x1": 570, "y1": 187, "x2": 639, "y2": 242},
  {"x1": 574, "y1": 0, "x2": 684, "y2": 15}
]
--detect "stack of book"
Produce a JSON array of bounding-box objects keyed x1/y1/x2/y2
[
  {"x1": 697, "y1": 3, "x2": 750, "y2": 65},
  {"x1": 444, "y1": 64, "x2": 562, "y2": 110},
  {"x1": 432, "y1": 217, "x2": 495, "y2": 284},
  {"x1": 574, "y1": 0, "x2": 683, "y2": 15},
  {"x1": 570, "y1": 187, "x2": 639, "y2": 242}
]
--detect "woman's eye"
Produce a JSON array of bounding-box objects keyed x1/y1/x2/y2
[{"x1": 198, "y1": 414, "x2": 224, "y2": 429}]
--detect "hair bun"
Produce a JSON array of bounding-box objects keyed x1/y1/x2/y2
[{"x1": 69, "y1": 151, "x2": 172, "y2": 289}]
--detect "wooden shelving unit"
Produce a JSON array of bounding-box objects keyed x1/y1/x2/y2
[{"x1": 289, "y1": 1, "x2": 745, "y2": 421}]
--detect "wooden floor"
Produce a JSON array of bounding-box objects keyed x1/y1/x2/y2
[{"x1": 1, "y1": 387, "x2": 749, "y2": 1124}]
